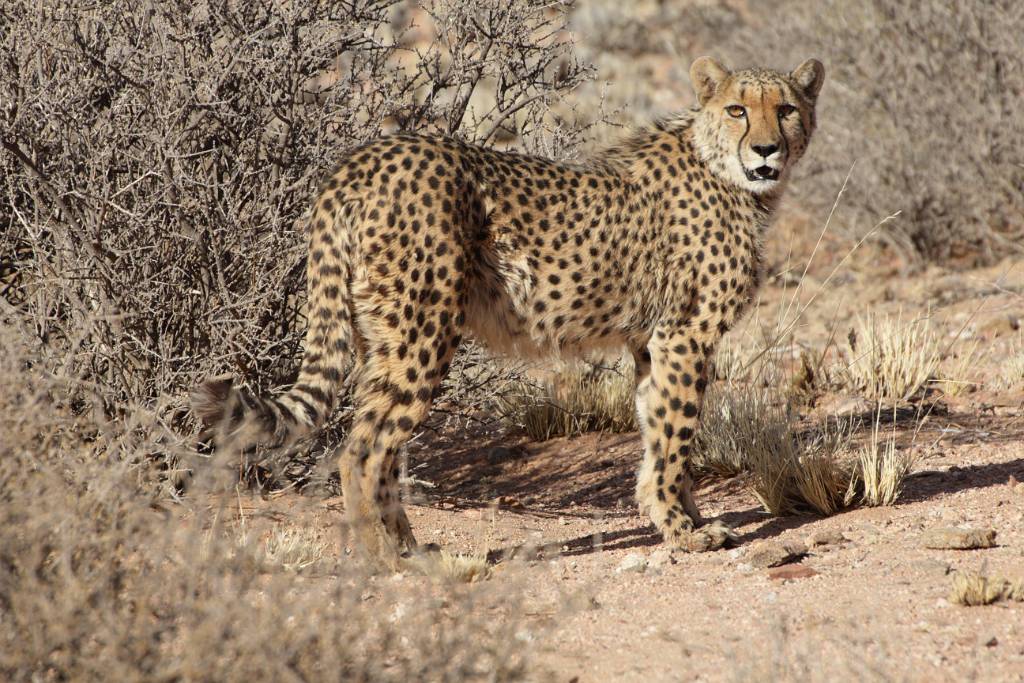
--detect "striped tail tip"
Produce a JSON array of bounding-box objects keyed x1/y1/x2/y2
[{"x1": 190, "y1": 374, "x2": 236, "y2": 427}]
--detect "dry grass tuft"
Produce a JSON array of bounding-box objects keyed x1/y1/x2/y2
[
  {"x1": 848, "y1": 417, "x2": 917, "y2": 507},
  {"x1": 261, "y1": 526, "x2": 330, "y2": 572},
  {"x1": 406, "y1": 551, "x2": 493, "y2": 584},
  {"x1": 710, "y1": 338, "x2": 757, "y2": 385},
  {"x1": 694, "y1": 388, "x2": 854, "y2": 515},
  {"x1": 694, "y1": 387, "x2": 782, "y2": 479},
  {"x1": 950, "y1": 571, "x2": 1024, "y2": 607},
  {"x1": 789, "y1": 443, "x2": 855, "y2": 517},
  {"x1": 498, "y1": 364, "x2": 635, "y2": 440},
  {"x1": 697, "y1": 387, "x2": 918, "y2": 516},
  {"x1": 934, "y1": 337, "x2": 983, "y2": 397},
  {"x1": 840, "y1": 311, "x2": 940, "y2": 402},
  {"x1": 995, "y1": 337, "x2": 1024, "y2": 390},
  {"x1": 751, "y1": 417, "x2": 854, "y2": 517}
]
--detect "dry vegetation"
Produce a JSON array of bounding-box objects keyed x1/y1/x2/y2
[
  {"x1": 2, "y1": 0, "x2": 1023, "y2": 680},
  {"x1": 840, "y1": 311, "x2": 941, "y2": 402},
  {"x1": 0, "y1": 0, "x2": 592, "y2": 436},
  {"x1": 996, "y1": 334, "x2": 1024, "y2": 389},
  {"x1": 503, "y1": 365, "x2": 922, "y2": 517},
  {"x1": 950, "y1": 571, "x2": 1024, "y2": 607},
  {"x1": 498, "y1": 361, "x2": 636, "y2": 440},
  {"x1": 0, "y1": 324, "x2": 541, "y2": 682}
]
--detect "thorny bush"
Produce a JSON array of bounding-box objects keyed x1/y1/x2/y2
[{"x1": 0, "y1": 0, "x2": 593, "y2": 449}]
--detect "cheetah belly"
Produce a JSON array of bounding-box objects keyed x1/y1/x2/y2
[{"x1": 462, "y1": 243, "x2": 633, "y2": 362}]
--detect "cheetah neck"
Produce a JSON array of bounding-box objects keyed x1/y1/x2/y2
[{"x1": 607, "y1": 113, "x2": 783, "y2": 230}]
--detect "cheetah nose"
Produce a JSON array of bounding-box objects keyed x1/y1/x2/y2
[{"x1": 752, "y1": 143, "x2": 779, "y2": 158}]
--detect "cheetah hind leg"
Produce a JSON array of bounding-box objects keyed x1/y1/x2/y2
[
  {"x1": 378, "y1": 448, "x2": 420, "y2": 555},
  {"x1": 338, "y1": 333, "x2": 461, "y2": 570}
]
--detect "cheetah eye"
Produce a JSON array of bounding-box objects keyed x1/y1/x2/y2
[
  {"x1": 777, "y1": 104, "x2": 797, "y2": 117},
  {"x1": 725, "y1": 105, "x2": 746, "y2": 118}
]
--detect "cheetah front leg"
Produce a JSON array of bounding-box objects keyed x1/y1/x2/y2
[{"x1": 635, "y1": 327, "x2": 736, "y2": 552}]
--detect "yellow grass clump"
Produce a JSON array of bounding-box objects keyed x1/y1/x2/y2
[
  {"x1": 696, "y1": 388, "x2": 918, "y2": 516},
  {"x1": 499, "y1": 364, "x2": 635, "y2": 440},
  {"x1": 406, "y1": 550, "x2": 492, "y2": 584},
  {"x1": 848, "y1": 418, "x2": 916, "y2": 507},
  {"x1": 841, "y1": 311, "x2": 940, "y2": 402},
  {"x1": 950, "y1": 571, "x2": 1024, "y2": 606}
]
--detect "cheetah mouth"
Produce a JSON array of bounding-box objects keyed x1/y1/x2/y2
[{"x1": 745, "y1": 165, "x2": 780, "y2": 182}]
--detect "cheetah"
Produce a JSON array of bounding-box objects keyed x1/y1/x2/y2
[{"x1": 193, "y1": 56, "x2": 826, "y2": 569}]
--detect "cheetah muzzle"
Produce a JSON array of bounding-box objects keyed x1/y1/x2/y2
[{"x1": 191, "y1": 56, "x2": 825, "y2": 570}]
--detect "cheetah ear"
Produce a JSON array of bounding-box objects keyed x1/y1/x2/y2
[
  {"x1": 690, "y1": 56, "x2": 730, "y2": 107},
  {"x1": 790, "y1": 59, "x2": 825, "y2": 102}
]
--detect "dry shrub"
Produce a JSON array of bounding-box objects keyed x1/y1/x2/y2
[
  {"x1": 663, "y1": 0, "x2": 1024, "y2": 264},
  {"x1": 950, "y1": 571, "x2": 1024, "y2": 607},
  {"x1": 840, "y1": 311, "x2": 940, "y2": 402},
  {"x1": 0, "y1": 328, "x2": 535, "y2": 682},
  {"x1": 0, "y1": 0, "x2": 594, "y2": 434},
  {"x1": 498, "y1": 363, "x2": 635, "y2": 440}
]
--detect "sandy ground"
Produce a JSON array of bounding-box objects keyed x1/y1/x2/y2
[{"x1": 405, "y1": 425, "x2": 1024, "y2": 682}]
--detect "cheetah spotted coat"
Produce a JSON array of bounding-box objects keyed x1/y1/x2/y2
[{"x1": 193, "y1": 57, "x2": 826, "y2": 568}]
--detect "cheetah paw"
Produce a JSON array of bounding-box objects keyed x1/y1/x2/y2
[{"x1": 679, "y1": 520, "x2": 737, "y2": 552}]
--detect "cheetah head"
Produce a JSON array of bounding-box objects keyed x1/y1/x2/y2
[{"x1": 690, "y1": 57, "x2": 825, "y2": 195}]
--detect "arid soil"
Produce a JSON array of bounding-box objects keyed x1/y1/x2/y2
[{"x1": 232, "y1": 256, "x2": 1024, "y2": 682}]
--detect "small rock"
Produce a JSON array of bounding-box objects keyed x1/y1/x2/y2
[
  {"x1": 922, "y1": 527, "x2": 997, "y2": 550},
  {"x1": 495, "y1": 495, "x2": 524, "y2": 509},
  {"x1": 806, "y1": 530, "x2": 846, "y2": 548},
  {"x1": 745, "y1": 540, "x2": 808, "y2": 568},
  {"x1": 912, "y1": 558, "x2": 952, "y2": 577},
  {"x1": 984, "y1": 636, "x2": 999, "y2": 648},
  {"x1": 616, "y1": 552, "x2": 648, "y2": 574},
  {"x1": 818, "y1": 395, "x2": 872, "y2": 417},
  {"x1": 648, "y1": 549, "x2": 676, "y2": 572},
  {"x1": 767, "y1": 565, "x2": 819, "y2": 581}
]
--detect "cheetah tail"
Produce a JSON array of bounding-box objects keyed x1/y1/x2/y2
[{"x1": 190, "y1": 199, "x2": 357, "y2": 449}]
